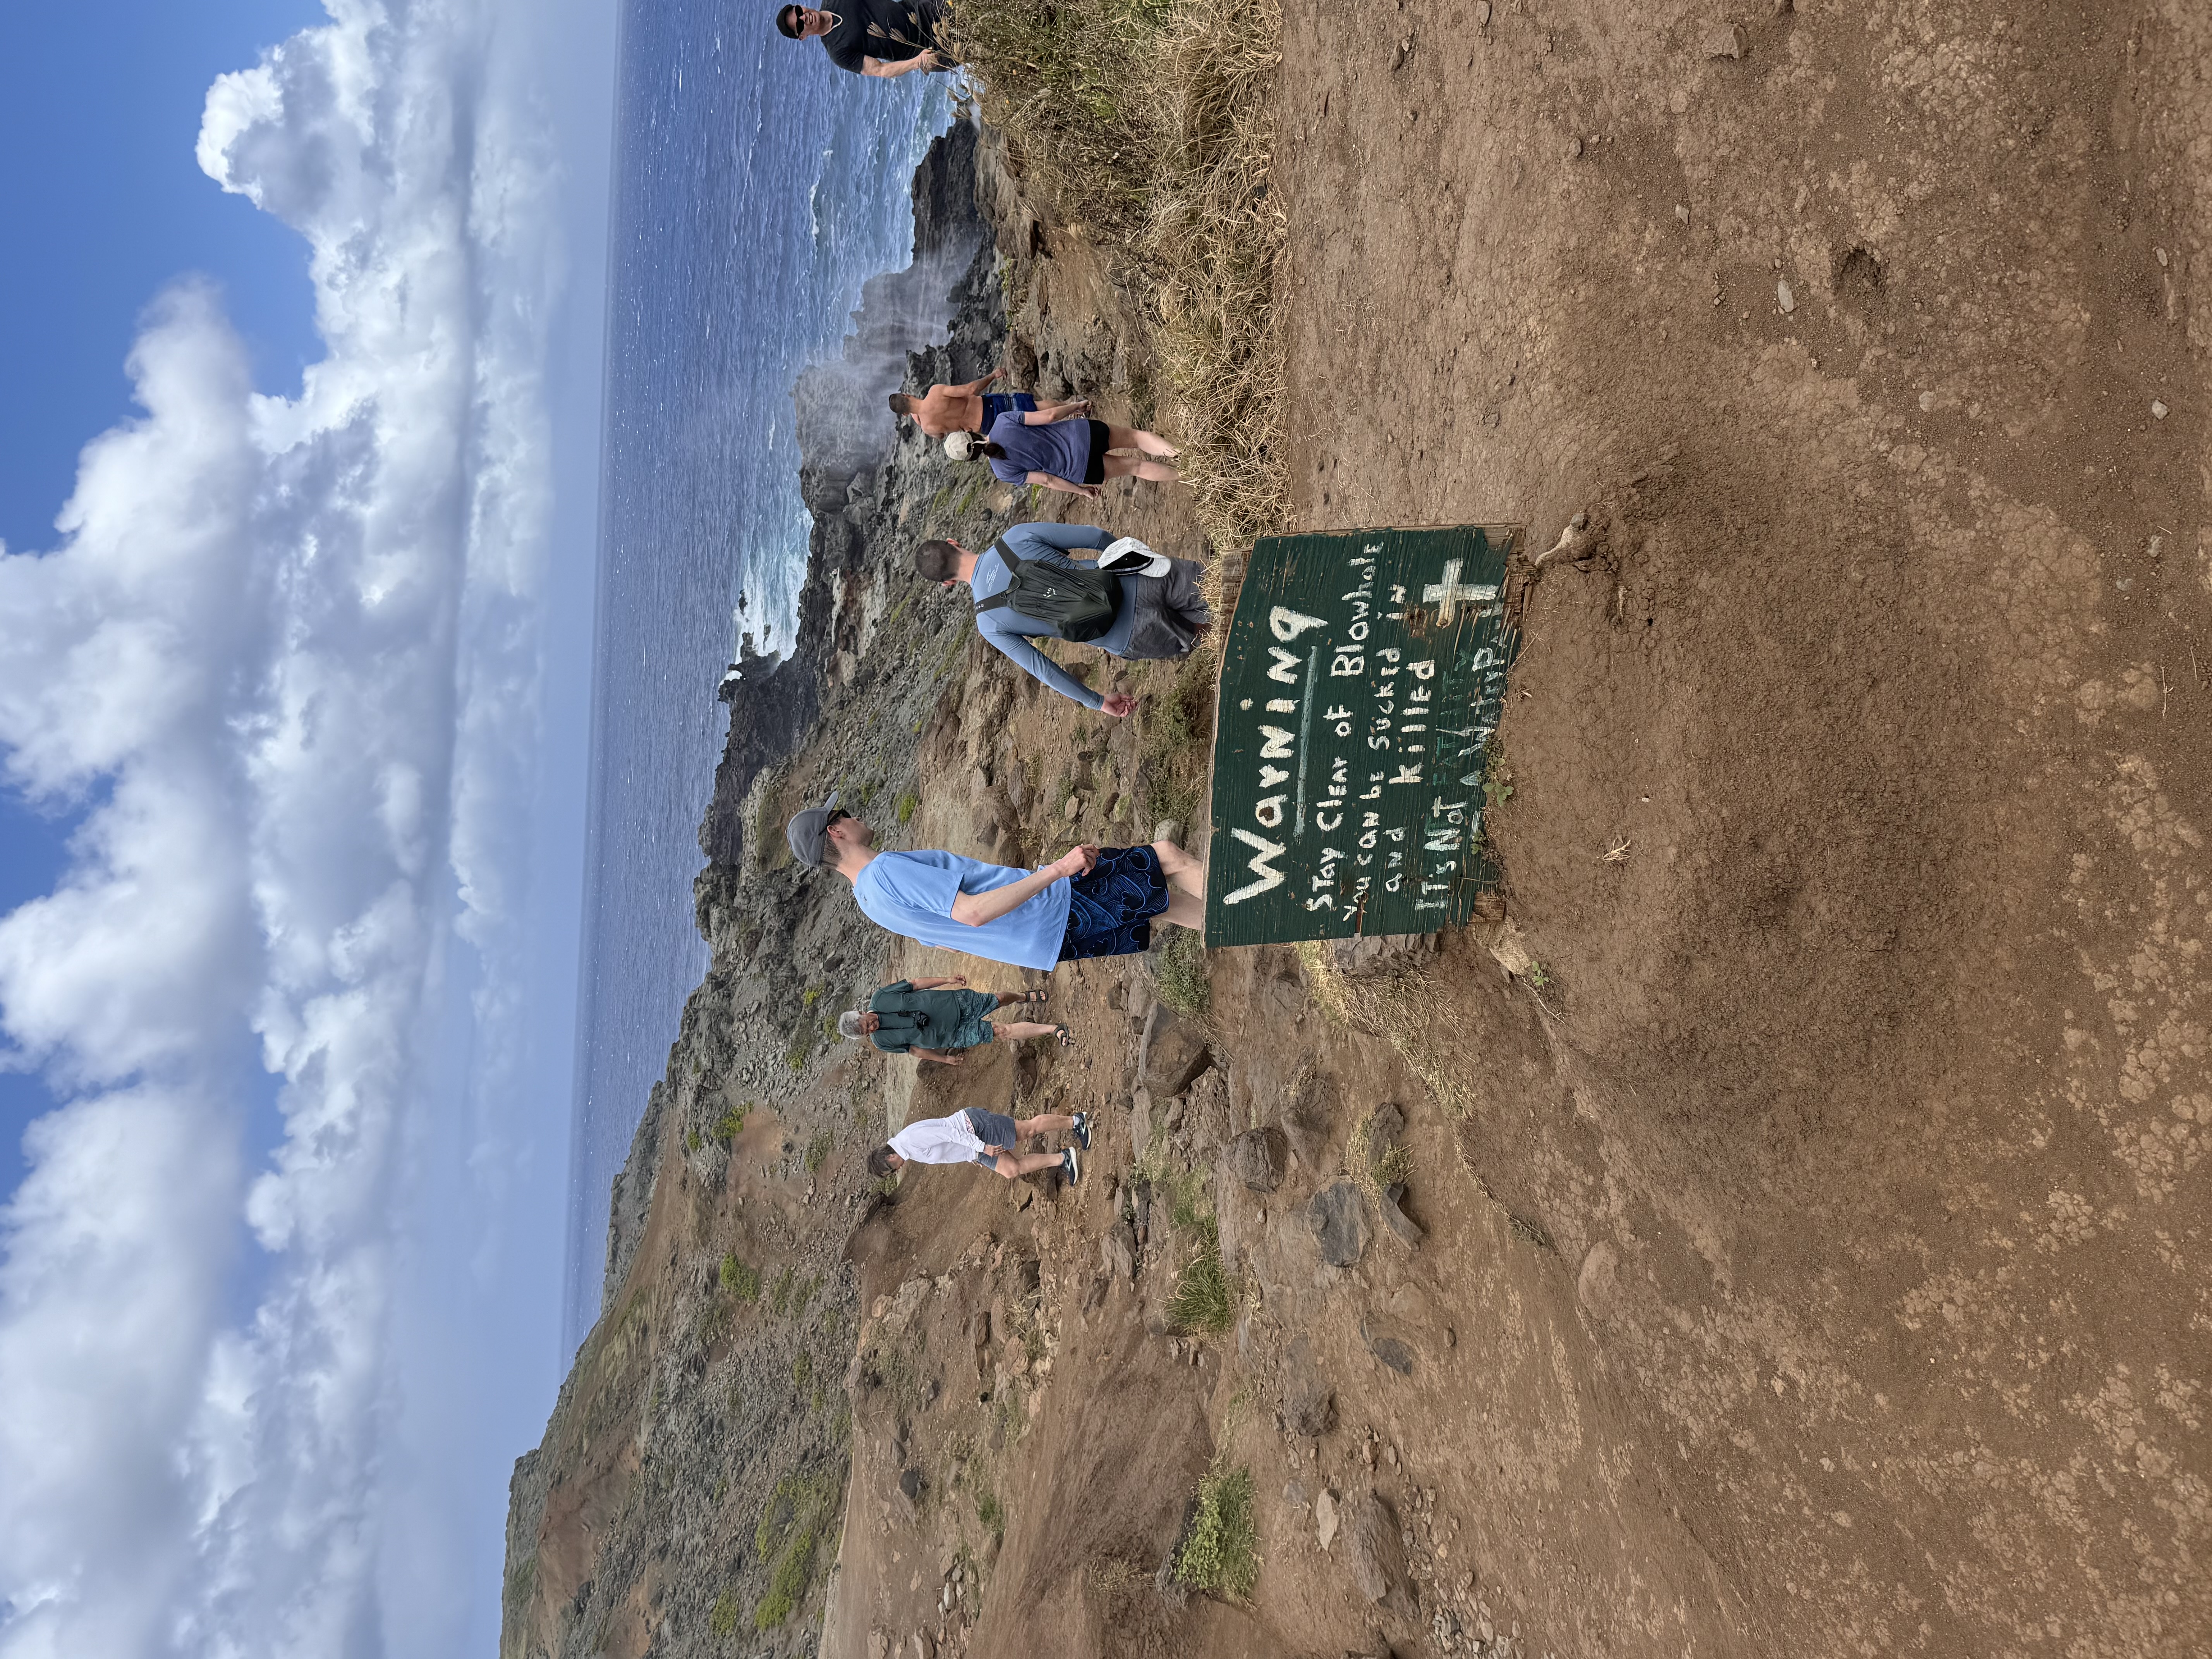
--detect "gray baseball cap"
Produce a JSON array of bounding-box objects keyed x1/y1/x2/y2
[{"x1": 784, "y1": 790, "x2": 842, "y2": 867}]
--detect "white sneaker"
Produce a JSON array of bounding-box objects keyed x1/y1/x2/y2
[{"x1": 1061, "y1": 1147, "x2": 1082, "y2": 1184}]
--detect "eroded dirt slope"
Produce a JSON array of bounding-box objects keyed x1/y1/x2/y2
[{"x1": 838, "y1": 4, "x2": 2209, "y2": 1658}]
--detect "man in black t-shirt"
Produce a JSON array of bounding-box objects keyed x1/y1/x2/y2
[{"x1": 775, "y1": 0, "x2": 947, "y2": 78}]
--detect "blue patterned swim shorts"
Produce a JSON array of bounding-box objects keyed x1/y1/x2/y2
[{"x1": 1057, "y1": 845, "x2": 1171, "y2": 961}]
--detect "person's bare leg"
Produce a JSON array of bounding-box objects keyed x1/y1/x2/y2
[
  {"x1": 998, "y1": 1022, "x2": 1061, "y2": 1043},
  {"x1": 1105, "y1": 423, "x2": 1179, "y2": 458},
  {"x1": 1013, "y1": 1113, "x2": 1078, "y2": 1137},
  {"x1": 1039, "y1": 399, "x2": 1089, "y2": 421},
  {"x1": 993, "y1": 991, "x2": 1023, "y2": 1009},
  {"x1": 987, "y1": 1149, "x2": 1068, "y2": 1178},
  {"x1": 1152, "y1": 840, "x2": 1206, "y2": 899},
  {"x1": 1157, "y1": 890, "x2": 1204, "y2": 931},
  {"x1": 1099, "y1": 453, "x2": 1180, "y2": 486}
]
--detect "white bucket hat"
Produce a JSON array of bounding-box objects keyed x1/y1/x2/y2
[{"x1": 1097, "y1": 536, "x2": 1171, "y2": 578}]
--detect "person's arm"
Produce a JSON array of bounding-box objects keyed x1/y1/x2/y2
[
  {"x1": 1009, "y1": 521, "x2": 1113, "y2": 556},
  {"x1": 908, "y1": 975, "x2": 967, "y2": 990},
  {"x1": 910, "y1": 1047, "x2": 963, "y2": 1066},
  {"x1": 949, "y1": 847, "x2": 1093, "y2": 927},
  {"x1": 950, "y1": 370, "x2": 1003, "y2": 397},
  {"x1": 979, "y1": 623, "x2": 1105, "y2": 710},
  {"x1": 1027, "y1": 471, "x2": 1099, "y2": 499},
  {"x1": 862, "y1": 49, "x2": 938, "y2": 75}
]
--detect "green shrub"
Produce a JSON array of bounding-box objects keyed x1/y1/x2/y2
[
  {"x1": 751, "y1": 1467, "x2": 839, "y2": 1629},
  {"x1": 804, "y1": 1131, "x2": 832, "y2": 1175},
  {"x1": 720, "y1": 1255, "x2": 761, "y2": 1302},
  {"x1": 1167, "y1": 1228, "x2": 1233, "y2": 1336},
  {"x1": 975, "y1": 1484, "x2": 1005, "y2": 1542},
  {"x1": 1154, "y1": 927, "x2": 1210, "y2": 1020},
  {"x1": 769, "y1": 1265, "x2": 797, "y2": 1315},
  {"x1": 712, "y1": 1103, "x2": 751, "y2": 1145},
  {"x1": 752, "y1": 1527, "x2": 816, "y2": 1629},
  {"x1": 1165, "y1": 1164, "x2": 1210, "y2": 1233},
  {"x1": 792, "y1": 1350, "x2": 812, "y2": 1389},
  {"x1": 896, "y1": 791, "x2": 919, "y2": 824},
  {"x1": 1135, "y1": 649, "x2": 1217, "y2": 832},
  {"x1": 709, "y1": 1590, "x2": 741, "y2": 1637},
  {"x1": 1175, "y1": 1463, "x2": 1258, "y2": 1597},
  {"x1": 1345, "y1": 1109, "x2": 1414, "y2": 1203}
]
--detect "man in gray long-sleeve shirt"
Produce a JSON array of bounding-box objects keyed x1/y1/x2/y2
[{"x1": 912, "y1": 523, "x2": 1211, "y2": 715}]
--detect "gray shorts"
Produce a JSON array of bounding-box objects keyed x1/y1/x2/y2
[{"x1": 964, "y1": 1108, "x2": 1018, "y2": 1166}]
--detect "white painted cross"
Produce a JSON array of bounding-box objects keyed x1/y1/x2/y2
[{"x1": 1421, "y1": 559, "x2": 1499, "y2": 623}]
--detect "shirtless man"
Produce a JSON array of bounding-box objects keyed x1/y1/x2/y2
[{"x1": 889, "y1": 367, "x2": 1088, "y2": 439}]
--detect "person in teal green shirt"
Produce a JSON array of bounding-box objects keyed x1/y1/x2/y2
[{"x1": 838, "y1": 975, "x2": 1068, "y2": 1065}]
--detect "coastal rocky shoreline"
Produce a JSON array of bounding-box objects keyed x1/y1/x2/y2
[{"x1": 499, "y1": 119, "x2": 1097, "y2": 1659}]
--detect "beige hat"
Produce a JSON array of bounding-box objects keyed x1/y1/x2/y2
[{"x1": 943, "y1": 431, "x2": 979, "y2": 461}]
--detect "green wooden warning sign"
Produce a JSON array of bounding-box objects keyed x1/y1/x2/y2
[{"x1": 1202, "y1": 525, "x2": 1522, "y2": 947}]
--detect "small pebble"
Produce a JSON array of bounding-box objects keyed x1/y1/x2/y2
[
  {"x1": 2155, "y1": 246, "x2": 2168, "y2": 267},
  {"x1": 1674, "y1": 204, "x2": 1690, "y2": 222},
  {"x1": 1567, "y1": 136, "x2": 1584, "y2": 160},
  {"x1": 1476, "y1": 0, "x2": 1491, "y2": 21},
  {"x1": 1918, "y1": 391, "x2": 1937, "y2": 412},
  {"x1": 2150, "y1": 400, "x2": 2169, "y2": 419},
  {"x1": 1776, "y1": 280, "x2": 1796, "y2": 314}
]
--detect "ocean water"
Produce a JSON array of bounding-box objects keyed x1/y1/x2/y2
[{"x1": 564, "y1": 10, "x2": 956, "y2": 1352}]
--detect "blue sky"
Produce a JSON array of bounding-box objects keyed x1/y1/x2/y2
[
  {"x1": 0, "y1": 0, "x2": 326, "y2": 1200},
  {"x1": 0, "y1": 1, "x2": 615, "y2": 1653}
]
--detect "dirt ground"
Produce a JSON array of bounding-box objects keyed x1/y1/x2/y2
[{"x1": 823, "y1": 3, "x2": 2210, "y2": 1657}]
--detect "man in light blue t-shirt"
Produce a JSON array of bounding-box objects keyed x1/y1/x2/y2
[{"x1": 783, "y1": 792, "x2": 1206, "y2": 969}]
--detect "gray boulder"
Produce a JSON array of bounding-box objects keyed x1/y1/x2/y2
[
  {"x1": 1101, "y1": 1218, "x2": 1137, "y2": 1282},
  {"x1": 1347, "y1": 1492, "x2": 1417, "y2": 1619},
  {"x1": 1141, "y1": 1004, "x2": 1214, "y2": 1096},
  {"x1": 1360, "y1": 1316, "x2": 1415, "y2": 1376},
  {"x1": 1230, "y1": 1127, "x2": 1288, "y2": 1192},
  {"x1": 1378, "y1": 1182, "x2": 1425, "y2": 1247},
  {"x1": 1309, "y1": 1181, "x2": 1370, "y2": 1268}
]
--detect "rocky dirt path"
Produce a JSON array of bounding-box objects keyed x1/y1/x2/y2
[
  {"x1": 1255, "y1": 0, "x2": 2212, "y2": 1654},
  {"x1": 819, "y1": 9, "x2": 2212, "y2": 1653}
]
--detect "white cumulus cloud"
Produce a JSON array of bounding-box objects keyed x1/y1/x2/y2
[{"x1": 0, "y1": 0, "x2": 572, "y2": 1654}]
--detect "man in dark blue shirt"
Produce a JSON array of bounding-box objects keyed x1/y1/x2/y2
[{"x1": 776, "y1": 0, "x2": 945, "y2": 78}]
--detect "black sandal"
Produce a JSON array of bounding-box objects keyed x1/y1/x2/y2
[
  {"x1": 1052, "y1": 1023, "x2": 1076, "y2": 1049},
  {"x1": 1017, "y1": 989, "x2": 1049, "y2": 1006}
]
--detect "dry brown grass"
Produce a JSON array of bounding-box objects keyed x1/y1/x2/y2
[
  {"x1": 1297, "y1": 941, "x2": 1482, "y2": 1120},
  {"x1": 1343, "y1": 1108, "x2": 1415, "y2": 1203},
  {"x1": 949, "y1": 0, "x2": 1288, "y2": 555}
]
